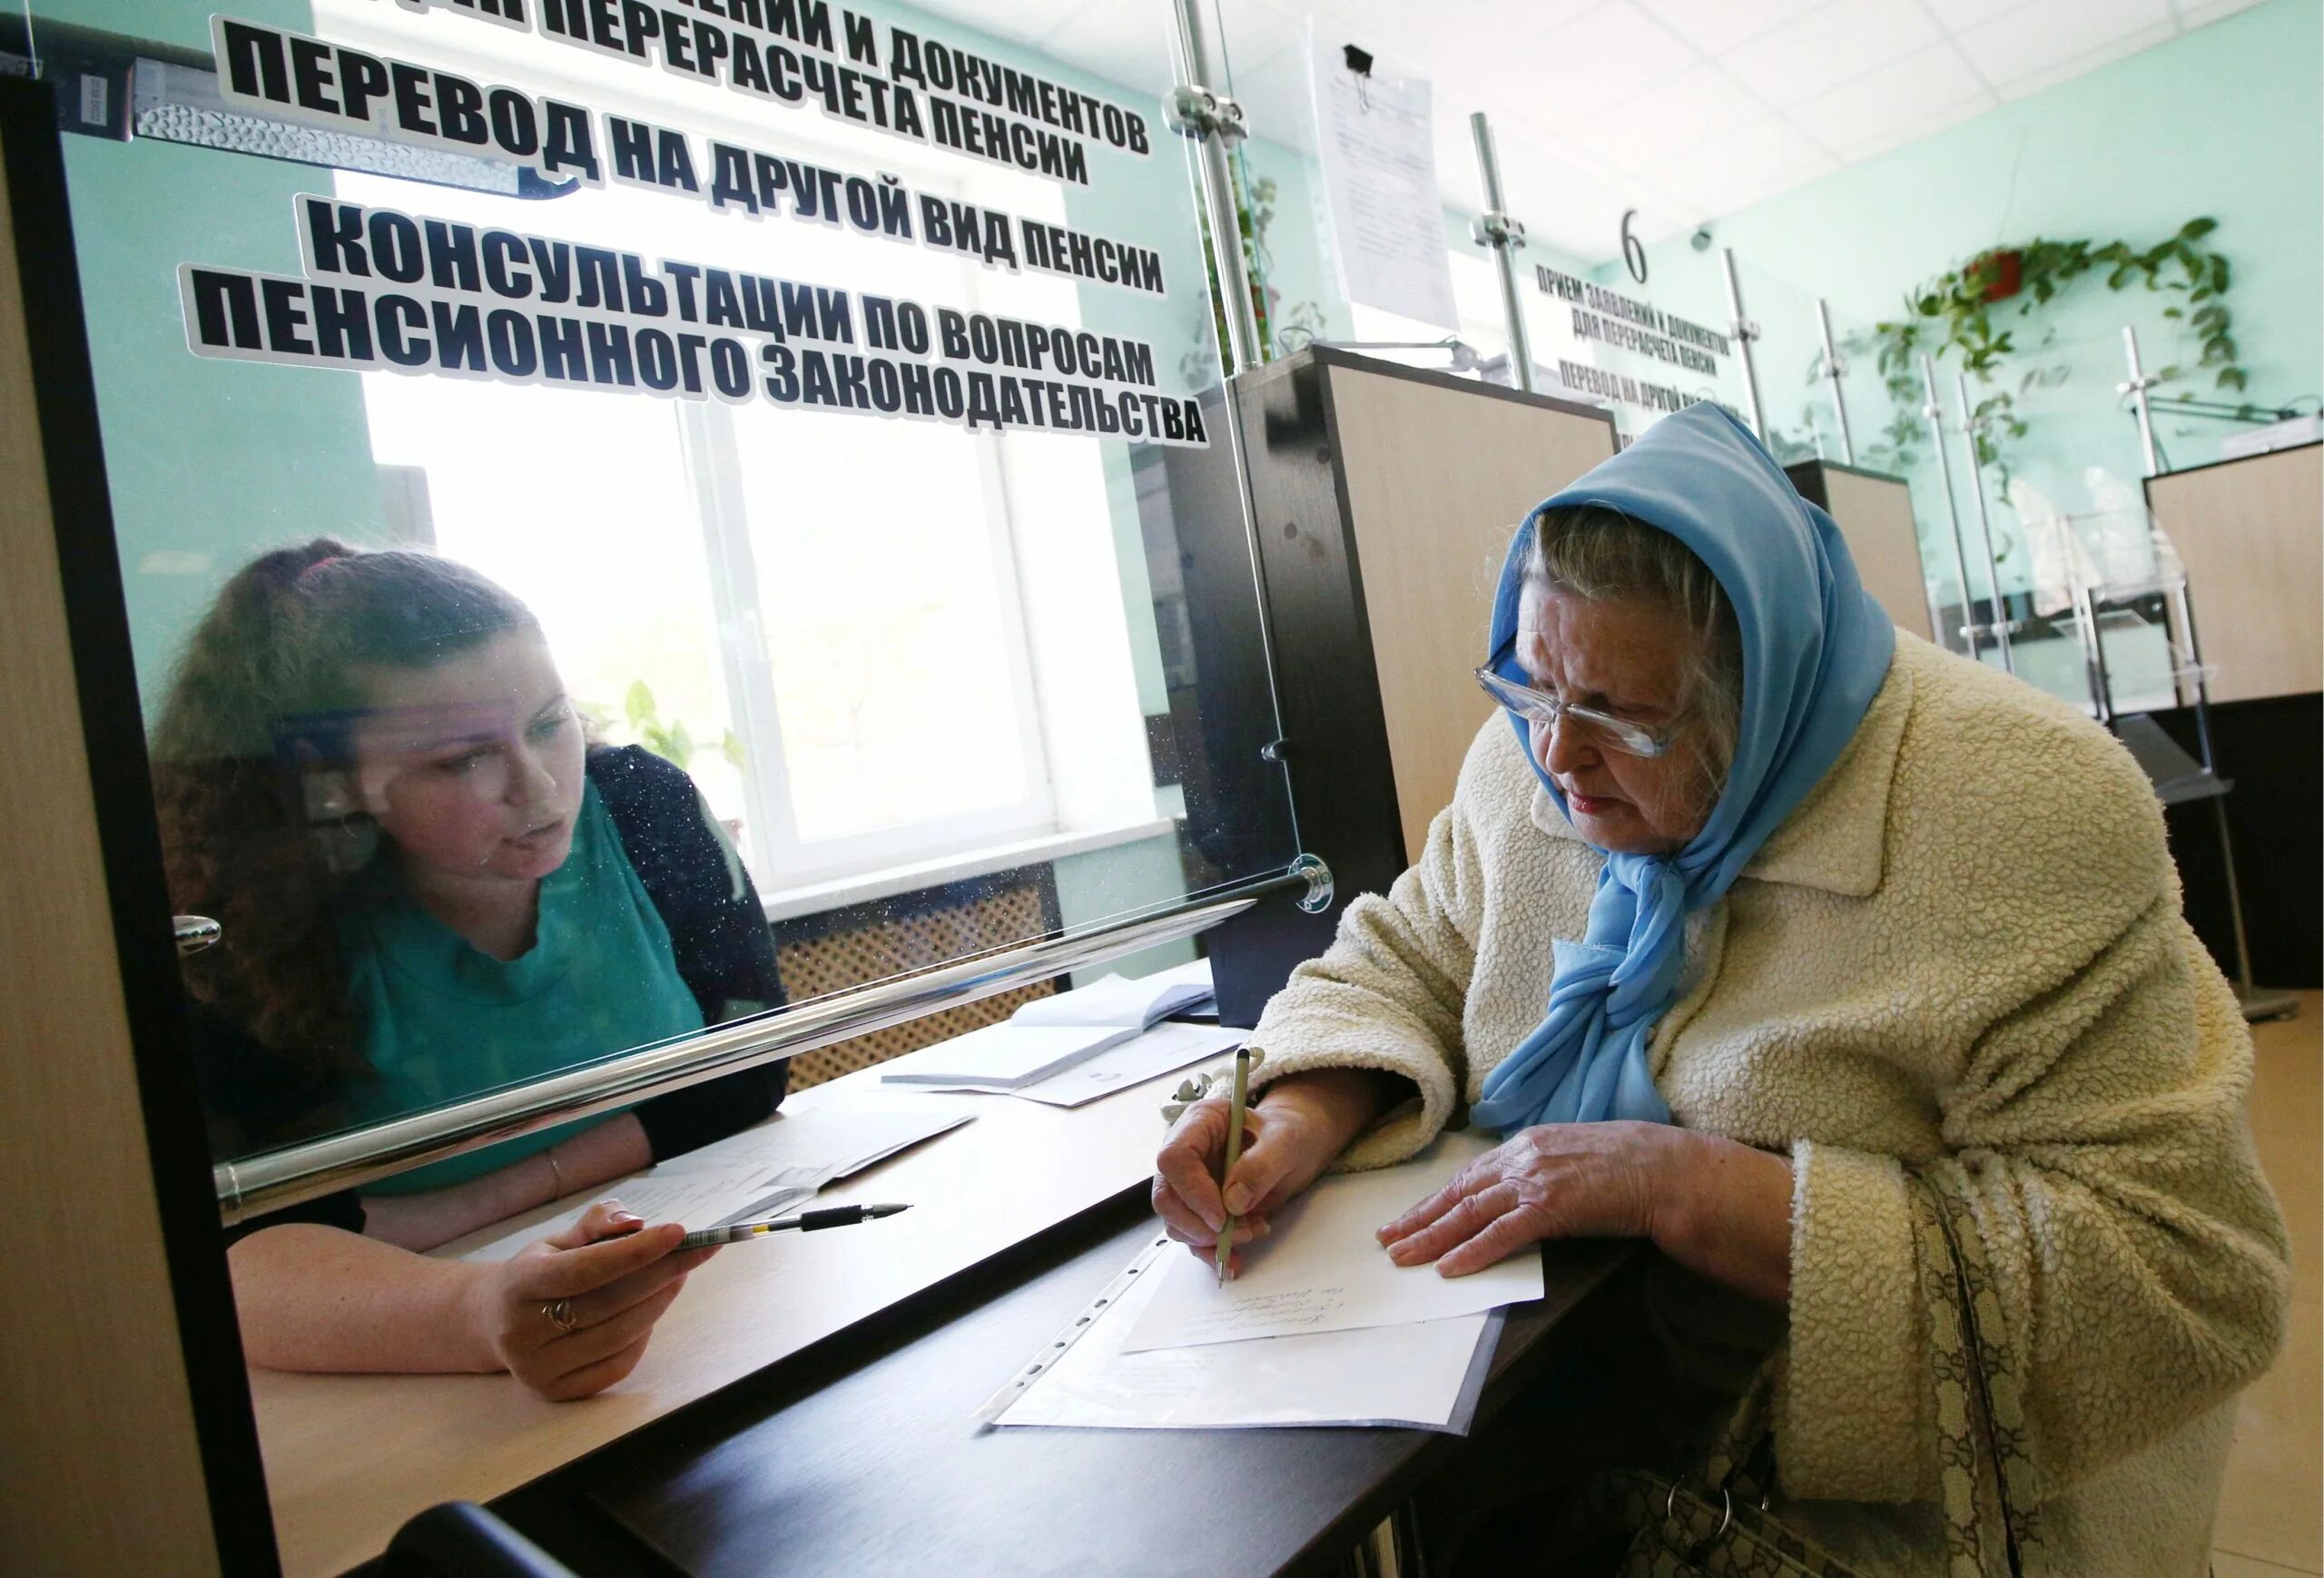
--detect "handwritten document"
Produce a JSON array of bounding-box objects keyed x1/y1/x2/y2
[
  {"x1": 1120, "y1": 1129, "x2": 1541, "y2": 1353},
  {"x1": 1309, "y1": 35, "x2": 1459, "y2": 330},
  {"x1": 993, "y1": 1234, "x2": 1497, "y2": 1434}
]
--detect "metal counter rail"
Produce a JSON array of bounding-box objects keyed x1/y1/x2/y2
[{"x1": 214, "y1": 859, "x2": 1330, "y2": 1224}]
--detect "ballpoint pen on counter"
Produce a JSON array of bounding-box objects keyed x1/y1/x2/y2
[
  {"x1": 680, "y1": 1203, "x2": 911, "y2": 1250},
  {"x1": 1213, "y1": 1047, "x2": 1253, "y2": 1287}
]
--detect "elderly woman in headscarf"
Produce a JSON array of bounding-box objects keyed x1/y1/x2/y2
[{"x1": 1151, "y1": 405, "x2": 2289, "y2": 1575}]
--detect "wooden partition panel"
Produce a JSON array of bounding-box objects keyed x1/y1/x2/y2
[
  {"x1": 0, "y1": 126, "x2": 225, "y2": 1577},
  {"x1": 2145, "y1": 445, "x2": 2322, "y2": 704},
  {"x1": 1787, "y1": 460, "x2": 1935, "y2": 641},
  {"x1": 1328, "y1": 364, "x2": 1619, "y2": 864}
]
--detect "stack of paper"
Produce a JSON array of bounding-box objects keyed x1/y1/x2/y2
[
  {"x1": 1008, "y1": 962, "x2": 1214, "y2": 1030},
  {"x1": 1006, "y1": 1022, "x2": 1244, "y2": 1109},
  {"x1": 449, "y1": 1106, "x2": 972, "y2": 1262},
  {"x1": 880, "y1": 961, "x2": 1222, "y2": 1094},
  {"x1": 986, "y1": 1131, "x2": 1539, "y2": 1433},
  {"x1": 877, "y1": 1021, "x2": 1143, "y2": 1090}
]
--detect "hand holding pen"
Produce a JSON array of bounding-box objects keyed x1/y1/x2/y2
[
  {"x1": 680, "y1": 1202, "x2": 911, "y2": 1250},
  {"x1": 1151, "y1": 1058, "x2": 1361, "y2": 1279},
  {"x1": 476, "y1": 1198, "x2": 722, "y2": 1402}
]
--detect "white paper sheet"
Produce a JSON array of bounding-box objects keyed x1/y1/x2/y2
[
  {"x1": 1307, "y1": 36, "x2": 1458, "y2": 330},
  {"x1": 454, "y1": 1168, "x2": 815, "y2": 1262},
  {"x1": 1009, "y1": 968, "x2": 1214, "y2": 1031},
  {"x1": 449, "y1": 1107, "x2": 972, "y2": 1262},
  {"x1": 1139, "y1": 957, "x2": 1214, "y2": 994},
  {"x1": 877, "y1": 1021, "x2": 1139, "y2": 1088},
  {"x1": 1004, "y1": 1023, "x2": 1244, "y2": 1108},
  {"x1": 992, "y1": 1233, "x2": 1498, "y2": 1433},
  {"x1": 1121, "y1": 1129, "x2": 1541, "y2": 1353},
  {"x1": 655, "y1": 1105, "x2": 973, "y2": 1180}
]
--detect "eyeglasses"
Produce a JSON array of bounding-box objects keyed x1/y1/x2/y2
[{"x1": 1472, "y1": 666, "x2": 1678, "y2": 758}]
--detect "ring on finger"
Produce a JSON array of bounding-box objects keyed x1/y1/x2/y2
[{"x1": 543, "y1": 1298, "x2": 579, "y2": 1334}]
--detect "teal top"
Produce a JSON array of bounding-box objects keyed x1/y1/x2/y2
[{"x1": 341, "y1": 779, "x2": 707, "y2": 1195}]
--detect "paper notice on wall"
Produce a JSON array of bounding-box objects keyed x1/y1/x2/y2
[{"x1": 1308, "y1": 38, "x2": 1459, "y2": 331}]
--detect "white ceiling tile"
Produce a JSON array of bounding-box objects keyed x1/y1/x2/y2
[
  {"x1": 1305, "y1": 0, "x2": 1599, "y2": 83},
  {"x1": 1492, "y1": 140, "x2": 1688, "y2": 257},
  {"x1": 1557, "y1": 63, "x2": 1777, "y2": 170},
  {"x1": 1835, "y1": 92, "x2": 1994, "y2": 162},
  {"x1": 1787, "y1": 42, "x2": 1991, "y2": 150},
  {"x1": 1317, "y1": 0, "x2": 1606, "y2": 50},
  {"x1": 1924, "y1": 0, "x2": 2039, "y2": 30},
  {"x1": 903, "y1": 0, "x2": 1090, "y2": 49},
  {"x1": 1472, "y1": 2, "x2": 1704, "y2": 130},
  {"x1": 1229, "y1": 44, "x2": 1322, "y2": 152},
  {"x1": 1639, "y1": 114, "x2": 1837, "y2": 213},
  {"x1": 1955, "y1": 0, "x2": 2171, "y2": 86},
  {"x1": 1036, "y1": 4, "x2": 1180, "y2": 97},
  {"x1": 1991, "y1": 18, "x2": 2177, "y2": 98},
  {"x1": 1635, "y1": 0, "x2": 1831, "y2": 54},
  {"x1": 1719, "y1": 0, "x2": 1941, "y2": 107},
  {"x1": 1206, "y1": 0, "x2": 1309, "y2": 81},
  {"x1": 2176, "y1": 0, "x2": 2266, "y2": 28}
]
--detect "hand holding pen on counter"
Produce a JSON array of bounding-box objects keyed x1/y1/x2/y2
[{"x1": 679, "y1": 1202, "x2": 911, "y2": 1250}]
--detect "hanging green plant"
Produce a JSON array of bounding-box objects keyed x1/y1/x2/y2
[
  {"x1": 1838, "y1": 218, "x2": 2245, "y2": 481},
  {"x1": 1186, "y1": 170, "x2": 1328, "y2": 385}
]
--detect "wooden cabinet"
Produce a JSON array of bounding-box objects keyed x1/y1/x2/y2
[
  {"x1": 1194, "y1": 350, "x2": 1618, "y2": 1021},
  {"x1": 0, "y1": 84, "x2": 265, "y2": 1577},
  {"x1": 2145, "y1": 444, "x2": 2322, "y2": 705},
  {"x1": 1786, "y1": 460, "x2": 1935, "y2": 642}
]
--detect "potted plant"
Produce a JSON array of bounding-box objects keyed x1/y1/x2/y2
[
  {"x1": 1966, "y1": 248, "x2": 2023, "y2": 302},
  {"x1": 1851, "y1": 218, "x2": 2247, "y2": 480}
]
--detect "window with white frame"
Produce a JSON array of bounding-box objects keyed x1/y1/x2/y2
[{"x1": 326, "y1": 6, "x2": 1167, "y2": 898}]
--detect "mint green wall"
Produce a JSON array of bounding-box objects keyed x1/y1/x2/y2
[
  {"x1": 1055, "y1": 831, "x2": 1197, "y2": 987},
  {"x1": 1619, "y1": 0, "x2": 2321, "y2": 606},
  {"x1": 46, "y1": 0, "x2": 388, "y2": 708}
]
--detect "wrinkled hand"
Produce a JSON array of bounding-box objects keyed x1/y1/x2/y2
[
  {"x1": 1150, "y1": 1095, "x2": 1343, "y2": 1277},
  {"x1": 1377, "y1": 1122, "x2": 1681, "y2": 1277},
  {"x1": 468, "y1": 1199, "x2": 718, "y2": 1400}
]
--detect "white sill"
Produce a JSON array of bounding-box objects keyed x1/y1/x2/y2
[{"x1": 759, "y1": 815, "x2": 1180, "y2": 923}]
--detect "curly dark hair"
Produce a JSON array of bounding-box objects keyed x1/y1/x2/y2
[{"x1": 149, "y1": 539, "x2": 539, "y2": 1083}]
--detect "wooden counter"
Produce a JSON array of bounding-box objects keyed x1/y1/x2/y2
[{"x1": 251, "y1": 1057, "x2": 1202, "y2": 1576}]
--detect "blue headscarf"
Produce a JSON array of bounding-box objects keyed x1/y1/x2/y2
[{"x1": 1467, "y1": 404, "x2": 1895, "y2": 1133}]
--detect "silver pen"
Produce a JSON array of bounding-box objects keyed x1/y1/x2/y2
[{"x1": 679, "y1": 1202, "x2": 911, "y2": 1249}]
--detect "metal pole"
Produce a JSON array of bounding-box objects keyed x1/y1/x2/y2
[
  {"x1": 1954, "y1": 371, "x2": 2015, "y2": 673},
  {"x1": 1166, "y1": 0, "x2": 1261, "y2": 374},
  {"x1": 215, "y1": 862, "x2": 1328, "y2": 1221},
  {"x1": 1920, "y1": 353, "x2": 1981, "y2": 661},
  {"x1": 2118, "y1": 324, "x2": 2162, "y2": 478},
  {"x1": 2080, "y1": 573, "x2": 2115, "y2": 723},
  {"x1": 1815, "y1": 298, "x2": 1855, "y2": 464},
  {"x1": 1720, "y1": 248, "x2": 1766, "y2": 440},
  {"x1": 1468, "y1": 113, "x2": 1533, "y2": 393}
]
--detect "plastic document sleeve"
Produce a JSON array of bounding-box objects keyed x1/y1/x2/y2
[{"x1": 979, "y1": 1232, "x2": 1503, "y2": 1435}]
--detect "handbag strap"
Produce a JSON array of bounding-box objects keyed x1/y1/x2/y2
[
  {"x1": 1679, "y1": 1172, "x2": 2047, "y2": 1578},
  {"x1": 1905, "y1": 1173, "x2": 2047, "y2": 1578}
]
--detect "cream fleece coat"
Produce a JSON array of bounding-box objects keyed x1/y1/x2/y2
[{"x1": 1246, "y1": 633, "x2": 2290, "y2": 1576}]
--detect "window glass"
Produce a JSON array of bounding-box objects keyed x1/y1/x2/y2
[{"x1": 28, "y1": 0, "x2": 1296, "y2": 1183}]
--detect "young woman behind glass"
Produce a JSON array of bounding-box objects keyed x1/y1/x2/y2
[{"x1": 153, "y1": 540, "x2": 786, "y2": 1399}]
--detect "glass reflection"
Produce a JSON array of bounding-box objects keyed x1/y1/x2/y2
[
  {"x1": 153, "y1": 542, "x2": 785, "y2": 1177},
  {"x1": 19, "y1": 0, "x2": 1299, "y2": 1198}
]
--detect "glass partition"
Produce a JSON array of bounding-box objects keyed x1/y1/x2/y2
[{"x1": 27, "y1": 0, "x2": 1296, "y2": 1183}]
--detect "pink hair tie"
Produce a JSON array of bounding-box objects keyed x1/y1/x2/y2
[{"x1": 296, "y1": 555, "x2": 344, "y2": 582}]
